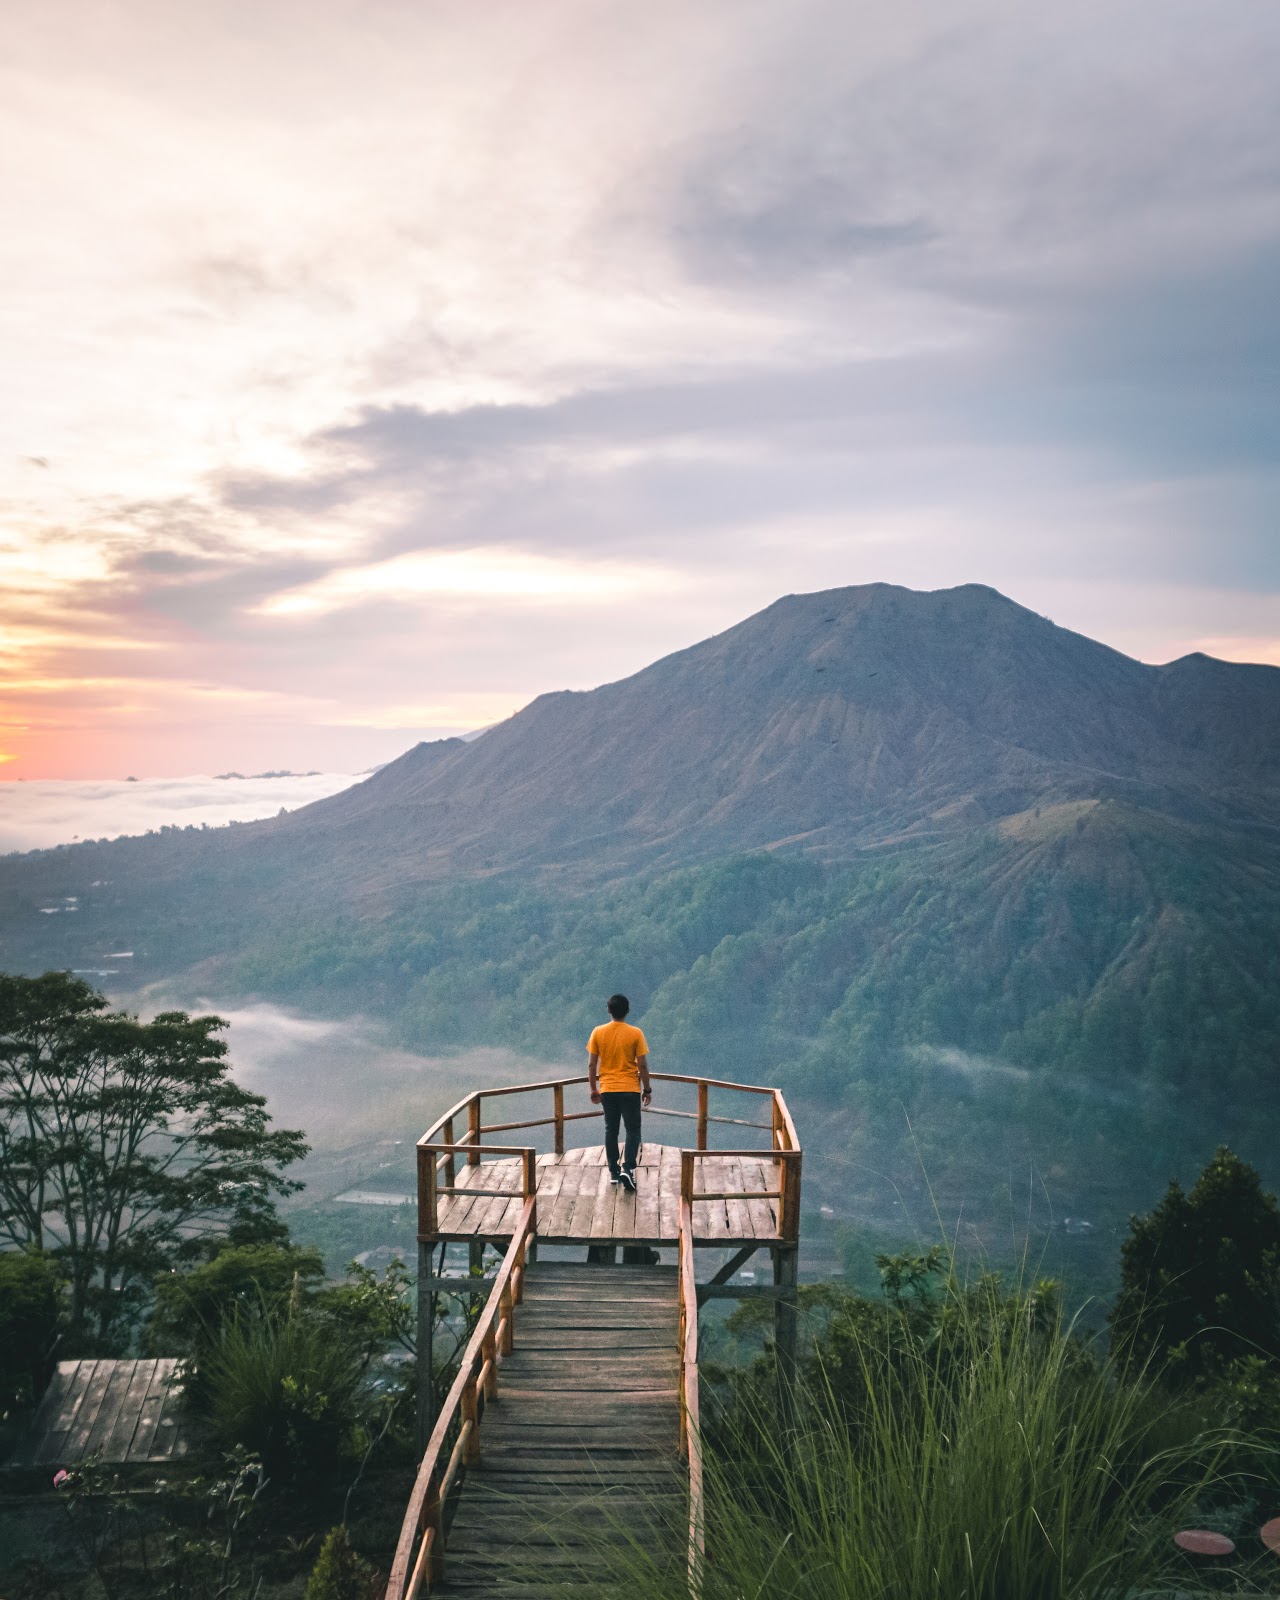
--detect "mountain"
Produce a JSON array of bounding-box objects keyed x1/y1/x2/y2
[
  {"x1": 2, "y1": 581, "x2": 1277, "y2": 974},
  {"x1": 236, "y1": 581, "x2": 1280, "y2": 886},
  {"x1": 4, "y1": 580, "x2": 1279, "y2": 1268}
]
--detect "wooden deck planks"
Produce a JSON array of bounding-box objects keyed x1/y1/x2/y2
[
  {"x1": 430, "y1": 1141, "x2": 782, "y2": 1247},
  {"x1": 431, "y1": 1259, "x2": 683, "y2": 1598}
]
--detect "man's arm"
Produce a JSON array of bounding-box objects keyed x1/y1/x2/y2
[
  {"x1": 588, "y1": 1050, "x2": 601, "y2": 1104},
  {"x1": 637, "y1": 1052, "x2": 652, "y2": 1106}
]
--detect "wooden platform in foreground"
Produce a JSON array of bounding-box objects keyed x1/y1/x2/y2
[
  {"x1": 431, "y1": 1261, "x2": 683, "y2": 1596},
  {"x1": 6, "y1": 1359, "x2": 197, "y2": 1470},
  {"x1": 434, "y1": 1141, "x2": 784, "y2": 1246}
]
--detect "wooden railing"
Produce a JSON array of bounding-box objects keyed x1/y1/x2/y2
[
  {"x1": 678, "y1": 1188, "x2": 705, "y2": 1593},
  {"x1": 387, "y1": 1192, "x2": 537, "y2": 1600},
  {"x1": 416, "y1": 1072, "x2": 801, "y2": 1241}
]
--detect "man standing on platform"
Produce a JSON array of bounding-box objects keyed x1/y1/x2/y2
[{"x1": 587, "y1": 994, "x2": 652, "y2": 1193}]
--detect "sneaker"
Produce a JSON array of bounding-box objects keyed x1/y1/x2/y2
[
  {"x1": 609, "y1": 1170, "x2": 621, "y2": 1185},
  {"x1": 619, "y1": 1169, "x2": 636, "y2": 1193}
]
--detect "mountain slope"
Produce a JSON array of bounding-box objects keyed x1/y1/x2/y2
[{"x1": 1, "y1": 581, "x2": 1276, "y2": 986}]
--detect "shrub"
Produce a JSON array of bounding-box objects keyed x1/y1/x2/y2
[
  {"x1": 0, "y1": 1249, "x2": 62, "y2": 1411},
  {"x1": 194, "y1": 1299, "x2": 366, "y2": 1481},
  {"x1": 305, "y1": 1525, "x2": 376, "y2": 1600}
]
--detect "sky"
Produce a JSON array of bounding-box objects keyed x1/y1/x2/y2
[{"x1": 3, "y1": 0, "x2": 1278, "y2": 780}]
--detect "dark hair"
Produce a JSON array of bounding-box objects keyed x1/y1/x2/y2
[{"x1": 607, "y1": 993, "x2": 630, "y2": 1019}]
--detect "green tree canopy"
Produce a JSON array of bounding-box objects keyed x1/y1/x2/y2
[
  {"x1": 1109, "y1": 1145, "x2": 1280, "y2": 1383},
  {"x1": 0, "y1": 971, "x2": 307, "y2": 1347}
]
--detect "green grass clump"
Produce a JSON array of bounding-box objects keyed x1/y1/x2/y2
[{"x1": 604, "y1": 1273, "x2": 1238, "y2": 1599}]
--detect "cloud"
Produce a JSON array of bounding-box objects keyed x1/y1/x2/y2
[
  {"x1": 0, "y1": 771, "x2": 362, "y2": 854},
  {"x1": 2, "y1": 0, "x2": 1278, "y2": 777}
]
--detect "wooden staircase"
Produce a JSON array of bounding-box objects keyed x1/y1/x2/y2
[{"x1": 432, "y1": 1260, "x2": 684, "y2": 1595}]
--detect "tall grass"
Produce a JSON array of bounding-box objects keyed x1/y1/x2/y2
[
  {"x1": 196, "y1": 1302, "x2": 366, "y2": 1480},
  {"x1": 594, "y1": 1276, "x2": 1235, "y2": 1599}
]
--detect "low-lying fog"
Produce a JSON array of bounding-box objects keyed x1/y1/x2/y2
[{"x1": 129, "y1": 988, "x2": 576, "y2": 1155}]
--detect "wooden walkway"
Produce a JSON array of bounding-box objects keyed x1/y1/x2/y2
[
  {"x1": 6, "y1": 1359, "x2": 196, "y2": 1470},
  {"x1": 434, "y1": 1142, "x2": 785, "y2": 1246},
  {"x1": 433, "y1": 1261, "x2": 683, "y2": 1595},
  {"x1": 390, "y1": 1072, "x2": 800, "y2": 1598}
]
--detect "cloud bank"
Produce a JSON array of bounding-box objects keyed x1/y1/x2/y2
[{"x1": 0, "y1": 770, "x2": 361, "y2": 854}]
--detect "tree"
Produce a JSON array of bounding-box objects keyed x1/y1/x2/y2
[
  {"x1": 146, "y1": 1240, "x2": 326, "y2": 1356},
  {"x1": 0, "y1": 972, "x2": 307, "y2": 1347},
  {"x1": 1109, "y1": 1145, "x2": 1280, "y2": 1383},
  {"x1": 0, "y1": 1249, "x2": 63, "y2": 1410}
]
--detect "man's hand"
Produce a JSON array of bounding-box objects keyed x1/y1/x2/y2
[
  {"x1": 642, "y1": 1089, "x2": 652, "y2": 1107},
  {"x1": 590, "y1": 1088, "x2": 601, "y2": 1105}
]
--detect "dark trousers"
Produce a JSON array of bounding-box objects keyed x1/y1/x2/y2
[{"x1": 601, "y1": 1091, "x2": 642, "y2": 1175}]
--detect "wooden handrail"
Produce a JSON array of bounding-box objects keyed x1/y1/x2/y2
[
  {"x1": 678, "y1": 1192, "x2": 704, "y2": 1593},
  {"x1": 419, "y1": 1071, "x2": 788, "y2": 1148},
  {"x1": 388, "y1": 1195, "x2": 537, "y2": 1600}
]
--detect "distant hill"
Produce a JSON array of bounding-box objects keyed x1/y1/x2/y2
[{"x1": 2, "y1": 581, "x2": 1278, "y2": 1259}]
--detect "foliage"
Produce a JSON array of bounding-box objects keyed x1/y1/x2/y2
[
  {"x1": 1110, "y1": 1146, "x2": 1280, "y2": 1384},
  {"x1": 0, "y1": 1248, "x2": 63, "y2": 1411},
  {"x1": 147, "y1": 1241, "x2": 326, "y2": 1357},
  {"x1": 315, "y1": 1257, "x2": 416, "y2": 1366},
  {"x1": 641, "y1": 1268, "x2": 1233, "y2": 1600},
  {"x1": 193, "y1": 1292, "x2": 367, "y2": 1481},
  {"x1": 22, "y1": 1447, "x2": 268, "y2": 1600},
  {"x1": 0, "y1": 971, "x2": 307, "y2": 1346},
  {"x1": 304, "y1": 1525, "x2": 376, "y2": 1600}
]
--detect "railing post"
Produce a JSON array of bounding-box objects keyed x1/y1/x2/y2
[
  {"x1": 553, "y1": 1082, "x2": 565, "y2": 1157},
  {"x1": 482, "y1": 1320, "x2": 498, "y2": 1399},
  {"x1": 781, "y1": 1151, "x2": 802, "y2": 1241},
  {"x1": 696, "y1": 1081, "x2": 708, "y2": 1151},
  {"x1": 443, "y1": 1116, "x2": 455, "y2": 1189},
  {"x1": 523, "y1": 1146, "x2": 538, "y2": 1239},
  {"x1": 513, "y1": 1234, "x2": 526, "y2": 1306},
  {"x1": 468, "y1": 1096, "x2": 482, "y2": 1167},
  {"x1": 499, "y1": 1280, "x2": 514, "y2": 1355},
  {"x1": 681, "y1": 1148, "x2": 695, "y2": 1208},
  {"x1": 418, "y1": 1143, "x2": 437, "y2": 1239},
  {"x1": 461, "y1": 1372, "x2": 480, "y2": 1466},
  {"x1": 421, "y1": 1474, "x2": 443, "y2": 1584}
]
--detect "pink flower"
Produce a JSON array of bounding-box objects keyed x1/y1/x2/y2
[{"x1": 53, "y1": 1469, "x2": 69, "y2": 1488}]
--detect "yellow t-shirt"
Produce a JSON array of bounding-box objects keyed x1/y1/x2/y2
[{"x1": 588, "y1": 1020, "x2": 650, "y2": 1094}]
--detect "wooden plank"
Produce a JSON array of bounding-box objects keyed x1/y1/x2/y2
[
  {"x1": 103, "y1": 1360, "x2": 155, "y2": 1461},
  {"x1": 516, "y1": 1327, "x2": 674, "y2": 1350},
  {"x1": 129, "y1": 1360, "x2": 173, "y2": 1460},
  {"x1": 470, "y1": 1160, "x2": 525, "y2": 1238},
  {"x1": 721, "y1": 1156, "x2": 755, "y2": 1241},
  {"x1": 657, "y1": 1145, "x2": 680, "y2": 1240},
  {"x1": 590, "y1": 1170, "x2": 621, "y2": 1239},
  {"x1": 13, "y1": 1360, "x2": 79, "y2": 1468},
  {"x1": 540, "y1": 1161, "x2": 588, "y2": 1237},
  {"x1": 437, "y1": 1160, "x2": 488, "y2": 1234},
  {"x1": 743, "y1": 1155, "x2": 780, "y2": 1238},
  {"x1": 81, "y1": 1360, "x2": 135, "y2": 1459},
  {"x1": 565, "y1": 1165, "x2": 606, "y2": 1239},
  {"x1": 693, "y1": 1156, "x2": 730, "y2": 1242},
  {"x1": 66, "y1": 1360, "x2": 116, "y2": 1461},
  {"x1": 150, "y1": 1365, "x2": 188, "y2": 1460}
]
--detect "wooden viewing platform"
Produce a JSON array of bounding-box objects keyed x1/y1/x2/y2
[{"x1": 387, "y1": 1072, "x2": 801, "y2": 1599}]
